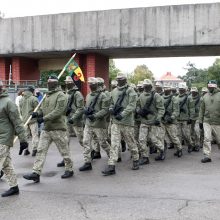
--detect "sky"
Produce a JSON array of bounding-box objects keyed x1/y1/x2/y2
[{"x1": 1, "y1": 0, "x2": 220, "y2": 79}]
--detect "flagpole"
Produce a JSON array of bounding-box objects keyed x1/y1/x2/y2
[{"x1": 14, "y1": 53, "x2": 77, "y2": 143}]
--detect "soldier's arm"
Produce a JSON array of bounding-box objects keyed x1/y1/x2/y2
[
  {"x1": 155, "y1": 94, "x2": 165, "y2": 121},
  {"x1": 171, "y1": 96, "x2": 179, "y2": 119},
  {"x1": 136, "y1": 96, "x2": 141, "y2": 112},
  {"x1": 7, "y1": 100, "x2": 27, "y2": 142},
  {"x1": 187, "y1": 97, "x2": 194, "y2": 120},
  {"x1": 121, "y1": 88, "x2": 137, "y2": 117},
  {"x1": 43, "y1": 93, "x2": 68, "y2": 121},
  {"x1": 32, "y1": 96, "x2": 39, "y2": 109},
  {"x1": 199, "y1": 97, "x2": 205, "y2": 123},
  {"x1": 94, "y1": 93, "x2": 109, "y2": 119},
  {"x1": 71, "y1": 92, "x2": 84, "y2": 120}
]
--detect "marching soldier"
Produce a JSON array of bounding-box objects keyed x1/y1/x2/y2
[
  {"x1": 57, "y1": 76, "x2": 84, "y2": 167},
  {"x1": 19, "y1": 86, "x2": 39, "y2": 156},
  {"x1": 79, "y1": 77, "x2": 110, "y2": 171},
  {"x1": 0, "y1": 80, "x2": 28, "y2": 197},
  {"x1": 137, "y1": 79, "x2": 165, "y2": 165},
  {"x1": 162, "y1": 86, "x2": 182, "y2": 157},
  {"x1": 199, "y1": 80, "x2": 220, "y2": 163},
  {"x1": 102, "y1": 73, "x2": 139, "y2": 175},
  {"x1": 177, "y1": 83, "x2": 194, "y2": 153},
  {"x1": 23, "y1": 75, "x2": 74, "y2": 183}
]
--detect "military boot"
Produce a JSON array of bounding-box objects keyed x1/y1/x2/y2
[
  {"x1": 32, "y1": 150, "x2": 37, "y2": 157},
  {"x1": 132, "y1": 160, "x2": 139, "y2": 170},
  {"x1": 23, "y1": 172, "x2": 40, "y2": 183},
  {"x1": 188, "y1": 145, "x2": 193, "y2": 153},
  {"x1": 174, "y1": 149, "x2": 183, "y2": 158},
  {"x1": 93, "y1": 152, "x2": 101, "y2": 159},
  {"x1": 121, "y1": 140, "x2": 126, "y2": 152},
  {"x1": 1, "y1": 185, "x2": 19, "y2": 197},
  {"x1": 193, "y1": 145, "x2": 200, "y2": 152},
  {"x1": 57, "y1": 160, "x2": 65, "y2": 167},
  {"x1": 117, "y1": 157, "x2": 122, "y2": 162},
  {"x1": 201, "y1": 157, "x2": 212, "y2": 163},
  {"x1": 24, "y1": 149, "x2": 30, "y2": 156},
  {"x1": 155, "y1": 150, "x2": 165, "y2": 161},
  {"x1": 0, "y1": 170, "x2": 4, "y2": 179},
  {"x1": 79, "y1": 163, "x2": 92, "y2": 171},
  {"x1": 61, "y1": 171, "x2": 74, "y2": 179},
  {"x1": 102, "y1": 165, "x2": 116, "y2": 176},
  {"x1": 139, "y1": 157, "x2": 149, "y2": 165}
]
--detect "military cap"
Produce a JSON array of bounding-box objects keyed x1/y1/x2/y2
[
  {"x1": 111, "y1": 80, "x2": 118, "y2": 86},
  {"x1": 88, "y1": 77, "x2": 98, "y2": 84},
  {"x1": 163, "y1": 85, "x2": 171, "y2": 90},
  {"x1": 116, "y1": 72, "x2": 127, "y2": 79},
  {"x1": 143, "y1": 79, "x2": 153, "y2": 86},
  {"x1": 48, "y1": 74, "x2": 58, "y2": 82},
  {"x1": 96, "y1": 77, "x2": 105, "y2": 84},
  {"x1": 27, "y1": 86, "x2": 35, "y2": 93},
  {"x1": 129, "y1": 83, "x2": 136, "y2": 89},
  {"x1": 201, "y1": 87, "x2": 208, "y2": 93},
  {"x1": 64, "y1": 76, "x2": 74, "y2": 83},
  {"x1": 178, "y1": 83, "x2": 187, "y2": 89},
  {"x1": 207, "y1": 80, "x2": 217, "y2": 88},
  {"x1": 155, "y1": 81, "x2": 163, "y2": 87},
  {"x1": 137, "y1": 81, "x2": 144, "y2": 88},
  {"x1": 191, "y1": 87, "x2": 198, "y2": 92}
]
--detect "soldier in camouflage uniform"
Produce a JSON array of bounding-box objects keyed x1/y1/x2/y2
[
  {"x1": 102, "y1": 73, "x2": 139, "y2": 176},
  {"x1": 162, "y1": 86, "x2": 182, "y2": 157},
  {"x1": 137, "y1": 79, "x2": 165, "y2": 165},
  {"x1": 177, "y1": 83, "x2": 194, "y2": 153},
  {"x1": 57, "y1": 76, "x2": 84, "y2": 167},
  {"x1": 0, "y1": 80, "x2": 28, "y2": 197},
  {"x1": 23, "y1": 75, "x2": 74, "y2": 183},
  {"x1": 189, "y1": 87, "x2": 201, "y2": 152},
  {"x1": 79, "y1": 77, "x2": 110, "y2": 171},
  {"x1": 19, "y1": 86, "x2": 39, "y2": 156},
  {"x1": 199, "y1": 80, "x2": 220, "y2": 163}
]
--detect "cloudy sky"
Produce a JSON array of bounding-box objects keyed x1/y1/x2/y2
[{"x1": 1, "y1": 0, "x2": 220, "y2": 79}]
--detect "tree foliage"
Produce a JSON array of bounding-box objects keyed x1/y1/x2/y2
[{"x1": 109, "y1": 59, "x2": 121, "y2": 81}]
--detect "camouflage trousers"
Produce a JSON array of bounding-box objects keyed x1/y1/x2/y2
[
  {"x1": 177, "y1": 121, "x2": 193, "y2": 146},
  {"x1": 83, "y1": 125, "x2": 110, "y2": 163},
  {"x1": 67, "y1": 122, "x2": 76, "y2": 137},
  {"x1": 26, "y1": 122, "x2": 39, "y2": 151},
  {"x1": 67, "y1": 125, "x2": 84, "y2": 147},
  {"x1": 162, "y1": 123, "x2": 182, "y2": 150},
  {"x1": 108, "y1": 123, "x2": 139, "y2": 165},
  {"x1": 203, "y1": 122, "x2": 220, "y2": 158},
  {"x1": 0, "y1": 144, "x2": 17, "y2": 187},
  {"x1": 191, "y1": 120, "x2": 200, "y2": 147},
  {"x1": 134, "y1": 121, "x2": 141, "y2": 152},
  {"x1": 33, "y1": 130, "x2": 73, "y2": 175},
  {"x1": 139, "y1": 124, "x2": 164, "y2": 158}
]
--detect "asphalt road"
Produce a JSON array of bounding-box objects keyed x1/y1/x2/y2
[{"x1": 1, "y1": 137, "x2": 220, "y2": 220}]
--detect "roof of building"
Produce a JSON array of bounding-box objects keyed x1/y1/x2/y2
[{"x1": 159, "y1": 72, "x2": 183, "y2": 81}]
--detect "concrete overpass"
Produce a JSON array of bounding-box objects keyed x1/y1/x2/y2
[{"x1": 0, "y1": 3, "x2": 220, "y2": 93}]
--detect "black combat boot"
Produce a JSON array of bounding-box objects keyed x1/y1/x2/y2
[
  {"x1": 168, "y1": 143, "x2": 175, "y2": 149},
  {"x1": 139, "y1": 157, "x2": 150, "y2": 165},
  {"x1": 121, "y1": 140, "x2": 126, "y2": 152},
  {"x1": 117, "y1": 157, "x2": 122, "y2": 162},
  {"x1": 23, "y1": 172, "x2": 40, "y2": 183},
  {"x1": 0, "y1": 170, "x2": 4, "y2": 179},
  {"x1": 61, "y1": 171, "x2": 74, "y2": 179},
  {"x1": 32, "y1": 150, "x2": 37, "y2": 157},
  {"x1": 57, "y1": 160, "x2": 65, "y2": 167},
  {"x1": 188, "y1": 145, "x2": 193, "y2": 153},
  {"x1": 79, "y1": 163, "x2": 92, "y2": 171},
  {"x1": 102, "y1": 165, "x2": 116, "y2": 176},
  {"x1": 1, "y1": 185, "x2": 19, "y2": 197},
  {"x1": 201, "y1": 157, "x2": 212, "y2": 163},
  {"x1": 155, "y1": 150, "x2": 165, "y2": 161},
  {"x1": 174, "y1": 149, "x2": 183, "y2": 158},
  {"x1": 24, "y1": 149, "x2": 30, "y2": 156},
  {"x1": 132, "y1": 160, "x2": 139, "y2": 170},
  {"x1": 193, "y1": 145, "x2": 200, "y2": 152},
  {"x1": 93, "y1": 152, "x2": 101, "y2": 159}
]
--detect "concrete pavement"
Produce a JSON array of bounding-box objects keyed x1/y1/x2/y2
[{"x1": 1, "y1": 138, "x2": 220, "y2": 220}]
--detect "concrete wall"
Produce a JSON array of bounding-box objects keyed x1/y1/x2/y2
[{"x1": 0, "y1": 3, "x2": 220, "y2": 57}]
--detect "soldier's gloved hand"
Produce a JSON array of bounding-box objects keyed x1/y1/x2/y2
[
  {"x1": 19, "y1": 142, "x2": 29, "y2": 155},
  {"x1": 68, "y1": 118, "x2": 74, "y2": 124},
  {"x1": 109, "y1": 108, "x2": 114, "y2": 115},
  {"x1": 187, "y1": 119, "x2": 192, "y2": 125},
  {"x1": 88, "y1": 114, "x2": 95, "y2": 121},
  {"x1": 115, "y1": 114, "x2": 123, "y2": 121},
  {"x1": 66, "y1": 107, "x2": 72, "y2": 116},
  {"x1": 31, "y1": 112, "x2": 38, "y2": 118},
  {"x1": 37, "y1": 117, "x2": 44, "y2": 124},
  {"x1": 166, "y1": 117, "x2": 173, "y2": 124},
  {"x1": 199, "y1": 123, "x2": 203, "y2": 129},
  {"x1": 154, "y1": 119, "x2": 160, "y2": 126},
  {"x1": 137, "y1": 109, "x2": 144, "y2": 117}
]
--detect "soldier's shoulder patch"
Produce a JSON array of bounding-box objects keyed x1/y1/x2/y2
[{"x1": 58, "y1": 100, "x2": 65, "y2": 107}]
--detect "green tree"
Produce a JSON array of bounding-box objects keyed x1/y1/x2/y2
[
  {"x1": 207, "y1": 58, "x2": 220, "y2": 86},
  {"x1": 109, "y1": 59, "x2": 121, "y2": 81},
  {"x1": 128, "y1": 64, "x2": 154, "y2": 85}
]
